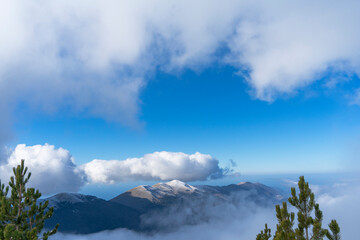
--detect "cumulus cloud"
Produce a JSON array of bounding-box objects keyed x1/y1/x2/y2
[
  {"x1": 81, "y1": 151, "x2": 226, "y2": 184},
  {"x1": 0, "y1": 0, "x2": 241, "y2": 129},
  {"x1": 0, "y1": 144, "x2": 226, "y2": 194},
  {"x1": 1, "y1": 1, "x2": 360, "y2": 153},
  {"x1": 228, "y1": 0, "x2": 360, "y2": 100},
  {"x1": 0, "y1": 144, "x2": 86, "y2": 195},
  {"x1": 0, "y1": 1, "x2": 359, "y2": 136}
]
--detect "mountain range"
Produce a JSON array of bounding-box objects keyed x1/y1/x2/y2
[{"x1": 44, "y1": 180, "x2": 283, "y2": 234}]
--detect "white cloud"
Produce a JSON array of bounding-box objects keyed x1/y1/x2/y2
[
  {"x1": 1, "y1": 1, "x2": 358, "y2": 114},
  {"x1": 227, "y1": 0, "x2": 360, "y2": 100},
  {"x1": 317, "y1": 180, "x2": 360, "y2": 240},
  {"x1": 81, "y1": 151, "x2": 225, "y2": 184},
  {"x1": 53, "y1": 208, "x2": 275, "y2": 240},
  {"x1": 0, "y1": 144, "x2": 85, "y2": 195},
  {"x1": 0, "y1": 0, "x2": 360, "y2": 144},
  {"x1": 0, "y1": 144, "x2": 226, "y2": 194}
]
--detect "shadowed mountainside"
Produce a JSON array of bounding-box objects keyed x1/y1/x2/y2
[{"x1": 44, "y1": 180, "x2": 282, "y2": 234}]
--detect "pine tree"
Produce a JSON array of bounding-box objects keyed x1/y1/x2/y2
[
  {"x1": 324, "y1": 220, "x2": 340, "y2": 240},
  {"x1": 288, "y1": 176, "x2": 318, "y2": 240},
  {"x1": 257, "y1": 224, "x2": 272, "y2": 240},
  {"x1": 0, "y1": 180, "x2": 10, "y2": 237},
  {"x1": 311, "y1": 204, "x2": 325, "y2": 240},
  {"x1": 256, "y1": 176, "x2": 340, "y2": 240},
  {"x1": 273, "y1": 202, "x2": 296, "y2": 240},
  {"x1": 0, "y1": 160, "x2": 58, "y2": 240}
]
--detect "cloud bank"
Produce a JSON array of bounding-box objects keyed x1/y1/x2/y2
[
  {"x1": 228, "y1": 0, "x2": 360, "y2": 100},
  {"x1": 82, "y1": 151, "x2": 225, "y2": 183},
  {"x1": 0, "y1": 144, "x2": 226, "y2": 194},
  {"x1": 0, "y1": 0, "x2": 359, "y2": 144},
  {"x1": 2, "y1": 0, "x2": 358, "y2": 99},
  {"x1": 316, "y1": 179, "x2": 360, "y2": 240},
  {"x1": 52, "y1": 191, "x2": 276, "y2": 240},
  {"x1": 0, "y1": 144, "x2": 85, "y2": 195}
]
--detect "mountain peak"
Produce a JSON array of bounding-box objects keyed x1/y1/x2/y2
[
  {"x1": 166, "y1": 179, "x2": 186, "y2": 185},
  {"x1": 120, "y1": 180, "x2": 198, "y2": 203},
  {"x1": 154, "y1": 179, "x2": 197, "y2": 194},
  {"x1": 44, "y1": 193, "x2": 101, "y2": 208},
  {"x1": 166, "y1": 179, "x2": 193, "y2": 188},
  {"x1": 237, "y1": 182, "x2": 251, "y2": 185},
  {"x1": 48, "y1": 193, "x2": 88, "y2": 203}
]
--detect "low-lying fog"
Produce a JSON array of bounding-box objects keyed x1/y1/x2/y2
[{"x1": 50, "y1": 173, "x2": 359, "y2": 239}]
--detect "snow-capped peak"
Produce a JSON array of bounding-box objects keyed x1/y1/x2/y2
[
  {"x1": 48, "y1": 193, "x2": 88, "y2": 203},
  {"x1": 164, "y1": 180, "x2": 197, "y2": 193},
  {"x1": 237, "y1": 182, "x2": 251, "y2": 185},
  {"x1": 43, "y1": 193, "x2": 100, "y2": 209},
  {"x1": 126, "y1": 180, "x2": 198, "y2": 203}
]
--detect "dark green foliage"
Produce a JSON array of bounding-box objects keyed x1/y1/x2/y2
[
  {"x1": 0, "y1": 160, "x2": 58, "y2": 240},
  {"x1": 324, "y1": 220, "x2": 340, "y2": 240},
  {"x1": 257, "y1": 224, "x2": 272, "y2": 240},
  {"x1": 0, "y1": 181, "x2": 9, "y2": 237},
  {"x1": 256, "y1": 176, "x2": 340, "y2": 240},
  {"x1": 311, "y1": 204, "x2": 326, "y2": 240},
  {"x1": 273, "y1": 202, "x2": 295, "y2": 240},
  {"x1": 288, "y1": 176, "x2": 325, "y2": 240}
]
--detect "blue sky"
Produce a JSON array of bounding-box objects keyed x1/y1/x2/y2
[
  {"x1": 1, "y1": 0, "x2": 360, "y2": 197},
  {"x1": 12, "y1": 65, "x2": 360, "y2": 174}
]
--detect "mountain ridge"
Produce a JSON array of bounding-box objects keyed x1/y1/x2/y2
[{"x1": 44, "y1": 180, "x2": 283, "y2": 234}]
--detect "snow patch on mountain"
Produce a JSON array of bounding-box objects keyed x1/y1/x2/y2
[
  {"x1": 156, "y1": 180, "x2": 197, "y2": 194},
  {"x1": 45, "y1": 193, "x2": 100, "y2": 208},
  {"x1": 127, "y1": 180, "x2": 198, "y2": 203}
]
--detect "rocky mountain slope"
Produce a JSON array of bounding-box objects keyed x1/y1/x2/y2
[{"x1": 44, "y1": 180, "x2": 282, "y2": 234}]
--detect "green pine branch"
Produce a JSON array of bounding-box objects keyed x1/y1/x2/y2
[
  {"x1": 256, "y1": 176, "x2": 341, "y2": 240},
  {"x1": 0, "y1": 159, "x2": 59, "y2": 240}
]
